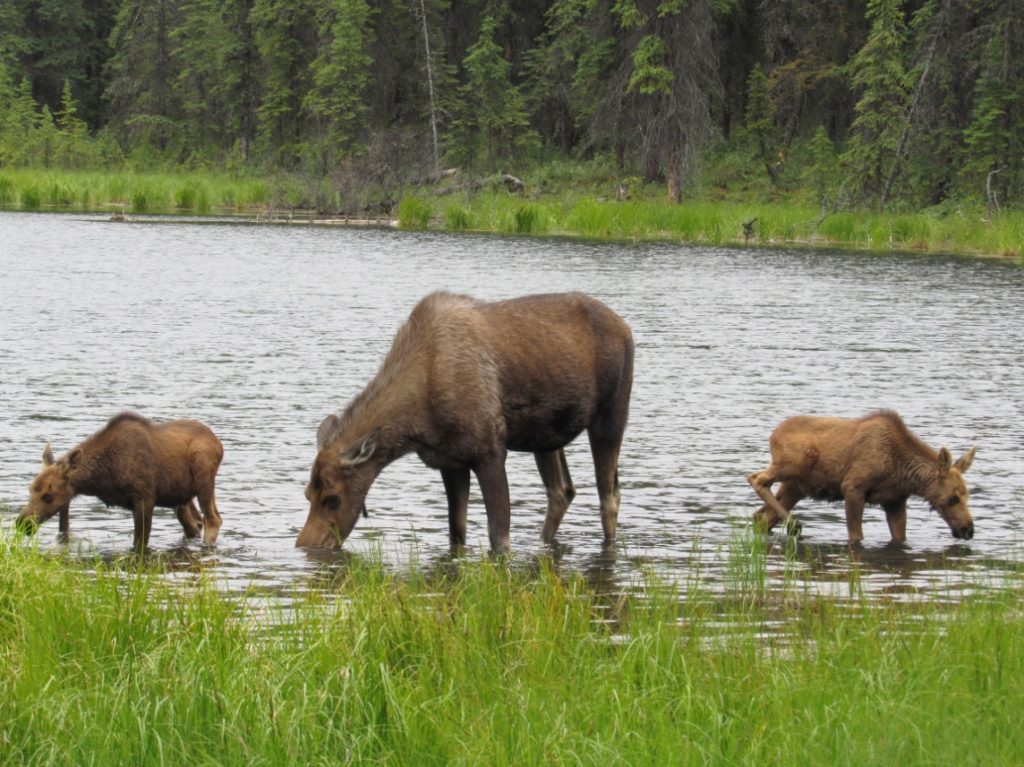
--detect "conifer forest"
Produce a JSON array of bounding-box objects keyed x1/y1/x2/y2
[{"x1": 1, "y1": 0, "x2": 1022, "y2": 211}]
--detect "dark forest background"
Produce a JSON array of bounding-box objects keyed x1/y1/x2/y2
[{"x1": 1, "y1": 0, "x2": 1022, "y2": 209}]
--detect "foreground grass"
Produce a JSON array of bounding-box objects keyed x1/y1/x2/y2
[{"x1": 2, "y1": 531, "x2": 1023, "y2": 766}]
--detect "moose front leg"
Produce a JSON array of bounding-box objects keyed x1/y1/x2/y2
[
  {"x1": 473, "y1": 452, "x2": 511, "y2": 555},
  {"x1": 883, "y1": 499, "x2": 908, "y2": 545},
  {"x1": 843, "y1": 491, "x2": 866, "y2": 544},
  {"x1": 441, "y1": 467, "x2": 471, "y2": 548},
  {"x1": 747, "y1": 466, "x2": 792, "y2": 529},
  {"x1": 132, "y1": 499, "x2": 155, "y2": 550},
  {"x1": 535, "y1": 449, "x2": 576, "y2": 544},
  {"x1": 58, "y1": 506, "x2": 70, "y2": 537}
]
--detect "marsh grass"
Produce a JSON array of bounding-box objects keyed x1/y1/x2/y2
[
  {"x1": 2, "y1": 528, "x2": 1023, "y2": 766},
  {"x1": 1, "y1": 168, "x2": 1022, "y2": 260},
  {"x1": 0, "y1": 170, "x2": 274, "y2": 215}
]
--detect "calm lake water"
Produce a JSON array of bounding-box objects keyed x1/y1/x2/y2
[{"x1": 1, "y1": 211, "x2": 1022, "y2": 599}]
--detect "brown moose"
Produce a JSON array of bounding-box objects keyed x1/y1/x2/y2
[
  {"x1": 298, "y1": 291, "x2": 634, "y2": 554},
  {"x1": 747, "y1": 410, "x2": 976, "y2": 544},
  {"x1": 17, "y1": 412, "x2": 224, "y2": 549}
]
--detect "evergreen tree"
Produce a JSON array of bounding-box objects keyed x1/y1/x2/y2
[
  {"x1": 251, "y1": 0, "x2": 318, "y2": 167},
  {"x1": 841, "y1": 0, "x2": 911, "y2": 207},
  {"x1": 304, "y1": 0, "x2": 374, "y2": 173},
  {"x1": 171, "y1": 0, "x2": 248, "y2": 164},
  {"x1": 744, "y1": 64, "x2": 781, "y2": 186},
  {"x1": 961, "y1": 3, "x2": 1024, "y2": 209},
  {"x1": 55, "y1": 78, "x2": 90, "y2": 167},
  {"x1": 451, "y1": 15, "x2": 536, "y2": 169},
  {"x1": 105, "y1": 0, "x2": 183, "y2": 157}
]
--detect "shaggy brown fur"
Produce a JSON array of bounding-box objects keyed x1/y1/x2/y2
[
  {"x1": 298, "y1": 291, "x2": 634, "y2": 554},
  {"x1": 18, "y1": 413, "x2": 224, "y2": 548},
  {"x1": 747, "y1": 410, "x2": 976, "y2": 543}
]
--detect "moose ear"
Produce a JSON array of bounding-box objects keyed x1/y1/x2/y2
[
  {"x1": 316, "y1": 413, "x2": 342, "y2": 450},
  {"x1": 339, "y1": 428, "x2": 379, "y2": 467},
  {"x1": 954, "y1": 446, "x2": 976, "y2": 474},
  {"x1": 62, "y1": 448, "x2": 82, "y2": 471},
  {"x1": 42, "y1": 443, "x2": 55, "y2": 466},
  {"x1": 936, "y1": 447, "x2": 952, "y2": 475}
]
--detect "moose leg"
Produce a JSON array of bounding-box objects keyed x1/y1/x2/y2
[
  {"x1": 842, "y1": 490, "x2": 866, "y2": 544},
  {"x1": 473, "y1": 452, "x2": 511, "y2": 555},
  {"x1": 196, "y1": 485, "x2": 222, "y2": 545},
  {"x1": 587, "y1": 433, "x2": 622, "y2": 546},
  {"x1": 58, "y1": 507, "x2": 70, "y2": 537},
  {"x1": 883, "y1": 499, "x2": 908, "y2": 544},
  {"x1": 536, "y1": 449, "x2": 576, "y2": 543},
  {"x1": 132, "y1": 499, "x2": 155, "y2": 550},
  {"x1": 441, "y1": 467, "x2": 470, "y2": 547},
  {"x1": 175, "y1": 500, "x2": 203, "y2": 539},
  {"x1": 748, "y1": 466, "x2": 792, "y2": 529}
]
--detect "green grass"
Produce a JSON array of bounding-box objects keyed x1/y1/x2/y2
[
  {"x1": 2, "y1": 527, "x2": 1023, "y2": 766},
  {"x1": 1, "y1": 166, "x2": 1023, "y2": 261},
  {"x1": 0, "y1": 169, "x2": 275, "y2": 215}
]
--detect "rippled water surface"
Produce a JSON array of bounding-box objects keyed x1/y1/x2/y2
[{"x1": 1, "y1": 212, "x2": 1022, "y2": 597}]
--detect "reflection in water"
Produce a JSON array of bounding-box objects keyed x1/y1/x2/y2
[{"x1": 1, "y1": 212, "x2": 1023, "y2": 603}]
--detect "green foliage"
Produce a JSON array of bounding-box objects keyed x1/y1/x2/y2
[
  {"x1": 397, "y1": 195, "x2": 432, "y2": 229},
  {"x1": 841, "y1": 0, "x2": 912, "y2": 207},
  {"x1": 804, "y1": 126, "x2": 838, "y2": 205},
  {"x1": 450, "y1": 16, "x2": 538, "y2": 169},
  {"x1": 3, "y1": 533, "x2": 1024, "y2": 765},
  {"x1": 744, "y1": 64, "x2": 781, "y2": 186},
  {"x1": 304, "y1": 0, "x2": 374, "y2": 170}
]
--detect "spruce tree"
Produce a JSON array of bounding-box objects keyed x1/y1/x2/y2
[{"x1": 841, "y1": 0, "x2": 911, "y2": 208}]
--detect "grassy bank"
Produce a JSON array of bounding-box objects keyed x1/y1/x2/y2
[
  {"x1": 400, "y1": 190, "x2": 1024, "y2": 261},
  {"x1": 2, "y1": 531, "x2": 1023, "y2": 766},
  {"x1": 1, "y1": 167, "x2": 1023, "y2": 261}
]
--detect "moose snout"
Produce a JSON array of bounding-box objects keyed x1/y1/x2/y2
[{"x1": 952, "y1": 522, "x2": 975, "y2": 540}]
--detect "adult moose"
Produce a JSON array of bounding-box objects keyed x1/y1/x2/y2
[
  {"x1": 17, "y1": 413, "x2": 224, "y2": 549},
  {"x1": 298, "y1": 291, "x2": 634, "y2": 554},
  {"x1": 747, "y1": 410, "x2": 976, "y2": 544}
]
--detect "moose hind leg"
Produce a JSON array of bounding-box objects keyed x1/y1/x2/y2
[
  {"x1": 192, "y1": 451, "x2": 223, "y2": 545},
  {"x1": 175, "y1": 500, "x2": 203, "y2": 539},
  {"x1": 441, "y1": 467, "x2": 470, "y2": 547},
  {"x1": 536, "y1": 449, "x2": 576, "y2": 543},
  {"x1": 587, "y1": 432, "x2": 622, "y2": 546}
]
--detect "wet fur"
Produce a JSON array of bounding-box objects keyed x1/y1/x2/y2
[
  {"x1": 748, "y1": 410, "x2": 976, "y2": 544},
  {"x1": 300, "y1": 291, "x2": 634, "y2": 553},
  {"x1": 19, "y1": 412, "x2": 224, "y2": 548}
]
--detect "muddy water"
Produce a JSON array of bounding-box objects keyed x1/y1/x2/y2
[{"x1": 1, "y1": 211, "x2": 1022, "y2": 598}]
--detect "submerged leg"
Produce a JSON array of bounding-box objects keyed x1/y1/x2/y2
[
  {"x1": 842, "y1": 490, "x2": 866, "y2": 544},
  {"x1": 193, "y1": 451, "x2": 223, "y2": 545},
  {"x1": 883, "y1": 499, "x2": 908, "y2": 544},
  {"x1": 748, "y1": 465, "x2": 793, "y2": 529},
  {"x1": 536, "y1": 449, "x2": 576, "y2": 543},
  {"x1": 175, "y1": 499, "x2": 203, "y2": 539},
  {"x1": 441, "y1": 467, "x2": 471, "y2": 547},
  {"x1": 132, "y1": 499, "x2": 155, "y2": 550},
  {"x1": 473, "y1": 452, "x2": 511, "y2": 555},
  {"x1": 588, "y1": 433, "x2": 622, "y2": 546}
]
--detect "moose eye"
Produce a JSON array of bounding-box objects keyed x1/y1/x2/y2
[
  {"x1": 42, "y1": 493, "x2": 53, "y2": 504},
  {"x1": 321, "y1": 495, "x2": 340, "y2": 511},
  {"x1": 947, "y1": 496, "x2": 959, "y2": 507}
]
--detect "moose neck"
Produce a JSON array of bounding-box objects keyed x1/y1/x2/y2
[
  {"x1": 335, "y1": 374, "x2": 429, "y2": 467},
  {"x1": 898, "y1": 447, "x2": 942, "y2": 500}
]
